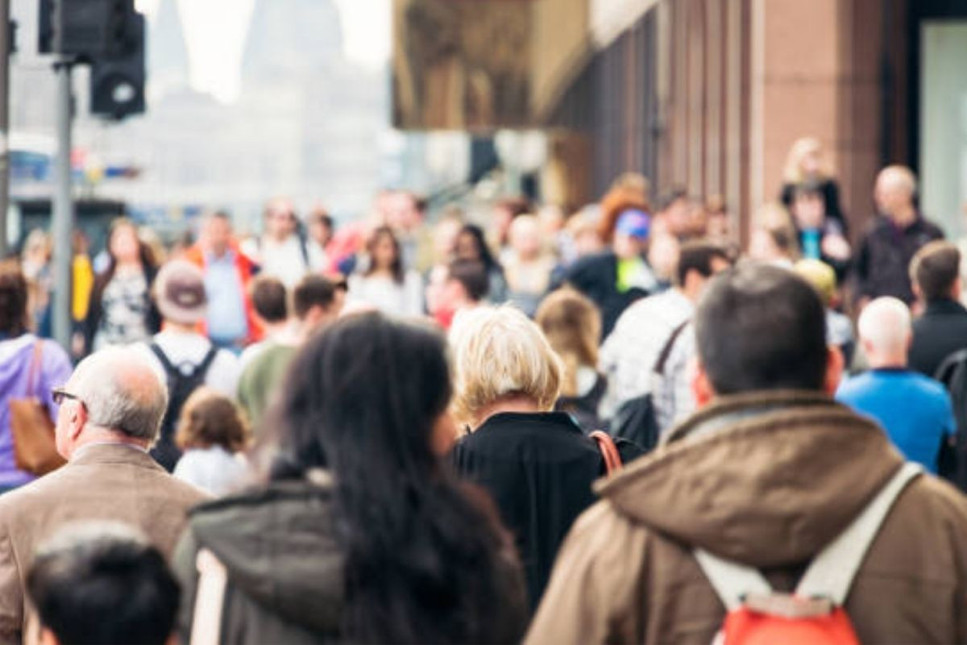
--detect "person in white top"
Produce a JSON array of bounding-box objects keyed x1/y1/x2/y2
[
  {"x1": 347, "y1": 226, "x2": 424, "y2": 317},
  {"x1": 173, "y1": 387, "x2": 249, "y2": 497},
  {"x1": 240, "y1": 197, "x2": 310, "y2": 288}
]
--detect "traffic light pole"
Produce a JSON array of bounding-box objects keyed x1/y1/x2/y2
[
  {"x1": 52, "y1": 60, "x2": 73, "y2": 350},
  {"x1": 0, "y1": 0, "x2": 9, "y2": 258}
]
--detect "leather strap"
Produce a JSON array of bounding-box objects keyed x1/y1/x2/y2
[
  {"x1": 26, "y1": 340, "x2": 43, "y2": 397},
  {"x1": 590, "y1": 430, "x2": 623, "y2": 476}
]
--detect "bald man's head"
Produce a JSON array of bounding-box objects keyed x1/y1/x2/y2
[
  {"x1": 875, "y1": 165, "x2": 917, "y2": 219},
  {"x1": 858, "y1": 297, "x2": 911, "y2": 368},
  {"x1": 69, "y1": 348, "x2": 168, "y2": 442}
]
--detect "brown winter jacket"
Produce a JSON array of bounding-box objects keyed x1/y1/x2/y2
[{"x1": 525, "y1": 390, "x2": 967, "y2": 644}]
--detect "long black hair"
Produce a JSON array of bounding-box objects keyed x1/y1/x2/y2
[
  {"x1": 270, "y1": 312, "x2": 525, "y2": 644},
  {"x1": 457, "y1": 224, "x2": 502, "y2": 275}
]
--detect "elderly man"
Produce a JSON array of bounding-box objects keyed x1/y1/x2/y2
[
  {"x1": 856, "y1": 165, "x2": 944, "y2": 305},
  {"x1": 0, "y1": 348, "x2": 208, "y2": 644},
  {"x1": 837, "y1": 297, "x2": 955, "y2": 474},
  {"x1": 527, "y1": 265, "x2": 967, "y2": 644}
]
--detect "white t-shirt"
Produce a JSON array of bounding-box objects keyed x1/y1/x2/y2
[
  {"x1": 347, "y1": 271, "x2": 424, "y2": 318},
  {"x1": 134, "y1": 330, "x2": 241, "y2": 398},
  {"x1": 173, "y1": 446, "x2": 250, "y2": 497},
  {"x1": 242, "y1": 235, "x2": 309, "y2": 288}
]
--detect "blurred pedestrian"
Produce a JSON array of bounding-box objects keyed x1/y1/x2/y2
[
  {"x1": 856, "y1": 165, "x2": 944, "y2": 306},
  {"x1": 491, "y1": 196, "x2": 532, "y2": 265},
  {"x1": 450, "y1": 306, "x2": 633, "y2": 611},
  {"x1": 536, "y1": 289, "x2": 607, "y2": 431},
  {"x1": 907, "y1": 241, "x2": 967, "y2": 379},
  {"x1": 387, "y1": 191, "x2": 435, "y2": 274},
  {"x1": 0, "y1": 348, "x2": 208, "y2": 643},
  {"x1": 789, "y1": 181, "x2": 851, "y2": 278},
  {"x1": 563, "y1": 209, "x2": 658, "y2": 338},
  {"x1": 600, "y1": 241, "x2": 731, "y2": 415},
  {"x1": 20, "y1": 229, "x2": 52, "y2": 337},
  {"x1": 174, "y1": 313, "x2": 527, "y2": 644},
  {"x1": 0, "y1": 261, "x2": 73, "y2": 493},
  {"x1": 70, "y1": 231, "x2": 94, "y2": 359},
  {"x1": 528, "y1": 264, "x2": 967, "y2": 644},
  {"x1": 27, "y1": 523, "x2": 179, "y2": 645},
  {"x1": 427, "y1": 259, "x2": 488, "y2": 330},
  {"x1": 236, "y1": 274, "x2": 344, "y2": 431},
  {"x1": 305, "y1": 206, "x2": 335, "y2": 273},
  {"x1": 184, "y1": 211, "x2": 261, "y2": 351},
  {"x1": 455, "y1": 224, "x2": 508, "y2": 303},
  {"x1": 83, "y1": 218, "x2": 161, "y2": 354},
  {"x1": 795, "y1": 259, "x2": 855, "y2": 365},
  {"x1": 504, "y1": 215, "x2": 554, "y2": 317},
  {"x1": 133, "y1": 260, "x2": 241, "y2": 472},
  {"x1": 241, "y1": 197, "x2": 310, "y2": 288},
  {"x1": 173, "y1": 387, "x2": 250, "y2": 496},
  {"x1": 748, "y1": 203, "x2": 799, "y2": 268},
  {"x1": 347, "y1": 226, "x2": 423, "y2": 317},
  {"x1": 238, "y1": 276, "x2": 290, "y2": 369},
  {"x1": 779, "y1": 136, "x2": 847, "y2": 234}
]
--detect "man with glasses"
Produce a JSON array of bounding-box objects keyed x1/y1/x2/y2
[{"x1": 0, "y1": 348, "x2": 208, "y2": 644}]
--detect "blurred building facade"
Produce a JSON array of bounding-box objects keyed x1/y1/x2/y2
[{"x1": 545, "y1": 0, "x2": 967, "y2": 244}]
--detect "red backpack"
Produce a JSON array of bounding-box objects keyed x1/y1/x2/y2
[{"x1": 694, "y1": 463, "x2": 921, "y2": 645}]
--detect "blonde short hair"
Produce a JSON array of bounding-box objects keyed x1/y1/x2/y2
[{"x1": 449, "y1": 305, "x2": 563, "y2": 425}]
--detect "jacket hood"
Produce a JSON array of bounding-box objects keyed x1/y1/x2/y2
[
  {"x1": 186, "y1": 472, "x2": 344, "y2": 634},
  {"x1": 596, "y1": 391, "x2": 905, "y2": 567}
]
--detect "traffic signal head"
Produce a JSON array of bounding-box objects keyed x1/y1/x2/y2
[{"x1": 89, "y1": 11, "x2": 145, "y2": 119}]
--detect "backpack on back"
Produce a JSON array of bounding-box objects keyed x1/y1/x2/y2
[
  {"x1": 148, "y1": 342, "x2": 219, "y2": 472},
  {"x1": 608, "y1": 320, "x2": 689, "y2": 452},
  {"x1": 694, "y1": 463, "x2": 921, "y2": 645}
]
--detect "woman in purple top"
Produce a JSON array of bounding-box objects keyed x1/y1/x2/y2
[{"x1": 0, "y1": 261, "x2": 73, "y2": 492}]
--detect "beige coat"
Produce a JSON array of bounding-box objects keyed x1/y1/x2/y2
[
  {"x1": 0, "y1": 443, "x2": 208, "y2": 644},
  {"x1": 526, "y1": 391, "x2": 967, "y2": 644}
]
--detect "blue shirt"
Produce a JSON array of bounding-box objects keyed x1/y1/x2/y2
[
  {"x1": 836, "y1": 368, "x2": 955, "y2": 473},
  {"x1": 204, "y1": 251, "x2": 248, "y2": 343}
]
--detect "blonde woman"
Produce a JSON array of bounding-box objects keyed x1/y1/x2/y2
[
  {"x1": 535, "y1": 289, "x2": 606, "y2": 430},
  {"x1": 449, "y1": 305, "x2": 636, "y2": 612},
  {"x1": 779, "y1": 136, "x2": 847, "y2": 233}
]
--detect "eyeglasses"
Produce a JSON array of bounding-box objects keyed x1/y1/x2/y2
[{"x1": 51, "y1": 387, "x2": 83, "y2": 407}]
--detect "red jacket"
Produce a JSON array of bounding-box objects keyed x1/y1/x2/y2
[{"x1": 183, "y1": 243, "x2": 263, "y2": 344}]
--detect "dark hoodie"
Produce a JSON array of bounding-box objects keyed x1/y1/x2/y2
[
  {"x1": 173, "y1": 477, "x2": 345, "y2": 644},
  {"x1": 525, "y1": 390, "x2": 967, "y2": 644}
]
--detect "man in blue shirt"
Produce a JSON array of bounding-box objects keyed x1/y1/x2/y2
[{"x1": 837, "y1": 296, "x2": 955, "y2": 473}]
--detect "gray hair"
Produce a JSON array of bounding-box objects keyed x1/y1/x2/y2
[{"x1": 72, "y1": 349, "x2": 168, "y2": 442}]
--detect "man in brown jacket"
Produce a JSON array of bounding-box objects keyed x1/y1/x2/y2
[
  {"x1": 527, "y1": 263, "x2": 967, "y2": 644},
  {"x1": 0, "y1": 348, "x2": 208, "y2": 644}
]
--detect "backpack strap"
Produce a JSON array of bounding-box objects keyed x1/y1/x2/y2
[
  {"x1": 694, "y1": 463, "x2": 922, "y2": 611},
  {"x1": 25, "y1": 340, "x2": 44, "y2": 398},
  {"x1": 653, "y1": 320, "x2": 690, "y2": 376},
  {"x1": 195, "y1": 345, "x2": 220, "y2": 377},
  {"x1": 148, "y1": 342, "x2": 176, "y2": 376},
  {"x1": 693, "y1": 549, "x2": 772, "y2": 611},
  {"x1": 795, "y1": 462, "x2": 921, "y2": 603}
]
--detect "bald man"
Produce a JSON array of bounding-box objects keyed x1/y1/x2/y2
[
  {"x1": 0, "y1": 348, "x2": 208, "y2": 644},
  {"x1": 836, "y1": 297, "x2": 955, "y2": 474},
  {"x1": 856, "y1": 165, "x2": 944, "y2": 304}
]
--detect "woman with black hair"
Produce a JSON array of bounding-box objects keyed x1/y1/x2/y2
[
  {"x1": 173, "y1": 312, "x2": 527, "y2": 644},
  {"x1": 455, "y1": 224, "x2": 509, "y2": 303},
  {"x1": 83, "y1": 218, "x2": 161, "y2": 354},
  {"x1": 347, "y1": 226, "x2": 423, "y2": 317}
]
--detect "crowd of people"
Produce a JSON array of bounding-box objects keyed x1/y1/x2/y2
[{"x1": 2, "y1": 135, "x2": 967, "y2": 643}]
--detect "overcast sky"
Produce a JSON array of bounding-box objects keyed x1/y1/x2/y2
[{"x1": 136, "y1": 0, "x2": 391, "y2": 102}]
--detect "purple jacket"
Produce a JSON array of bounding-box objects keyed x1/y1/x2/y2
[{"x1": 0, "y1": 335, "x2": 73, "y2": 488}]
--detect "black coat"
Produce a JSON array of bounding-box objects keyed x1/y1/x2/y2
[
  {"x1": 450, "y1": 412, "x2": 607, "y2": 612},
  {"x1": 910, "y1": 299, "x2": 967, "y2": 378},
  {"x1": 562, "y1": 252, "x2": 651, "y2": 338},
  {"x1": 855, "y1": 215, "x2": 944, "y2": 304}
]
